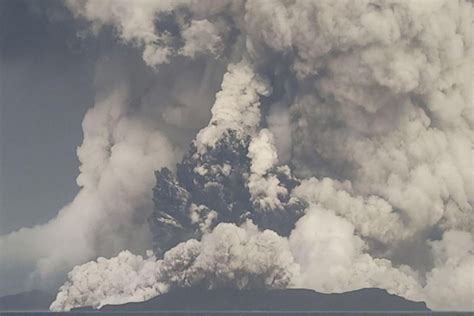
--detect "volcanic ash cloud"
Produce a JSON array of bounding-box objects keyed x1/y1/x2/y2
[
  {"x1": 1, "y1": 0, "x2": 472, "y2": 312},
  {"x1": 50, "y1": 221, "x2": 299, "y2": 311}
]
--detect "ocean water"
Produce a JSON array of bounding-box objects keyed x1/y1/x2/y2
[{"x1": 1, "y1": 312, "x2": 473, "y2": 315}]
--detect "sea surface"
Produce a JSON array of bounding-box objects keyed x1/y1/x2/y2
[{"x1": 1, "y1": 312, "x2": 474, "y2": 315}]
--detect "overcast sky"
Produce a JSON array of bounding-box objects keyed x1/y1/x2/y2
[{"x1": 0, "y1": 0, "x2": 98, "y2": 234}]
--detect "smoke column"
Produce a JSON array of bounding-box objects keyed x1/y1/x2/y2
[{"x1": 1, "y1": 0, "x2": 472, "y2": 312}]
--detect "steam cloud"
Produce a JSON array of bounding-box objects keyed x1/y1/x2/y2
[
  {"x1": 50, "y1": 221, "x2": 298, "y2": 311},
  {"x1": 1, "y1": 0, "x2": 472, "y2": 312},
  {"x1": 0, "y1": 86, "x2": 176, "y2": 289}
]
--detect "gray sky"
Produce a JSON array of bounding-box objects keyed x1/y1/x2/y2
[{"x1": 0, "y1": 0, "x2": 96, "y2": 234}]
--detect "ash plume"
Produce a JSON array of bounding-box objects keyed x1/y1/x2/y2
[
  {"x1": 1, "y1": 0, "x2": 472, "y2": 312},
  {"x1": 50, "y1": 221, "x2": 298, "y2": 311},
  {"x1": 148, "y1": 61, "x2": 304, "y2": 258}
]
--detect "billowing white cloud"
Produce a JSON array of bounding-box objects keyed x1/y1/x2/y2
[
  {"x1": 180, "y1": 19, "x2": 224, "y2": 58},
  {"x1": 50, "y1": 250, "x2": 167, "y2": 311},
  {"x1": 292, "y1": 177, "x2": 408, "y2": 244},
  {"x1": 195, "y1": 61, "x2": 271, "y2": 153},
  {"x1": 0, "y1": 85, "x2": 177, "y2": 291},
  {"x1": 424, "y1": 230, "x2": 474, "y2": 311},
  {"x1": 289, "y1": 206, "x2": 423, "y2": 302},
  {"x1": 66, "y1": 0, "x2": 176, "y2": 66},
  {"x1": 50, "y1": 221, "x2": 299, "y2": 311},
  {"x1": 65, "y1": 0, "x2": 239, "y2": 68},
  {"x1": 245, "y1": 0, "x2": 474, "y2": 236},
  {"x1": 0, "y1": 50, "x2": 227, "y2": 294},
  {"x1": 247, "y1": 129, "x2": 288, "y2": 210}
]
